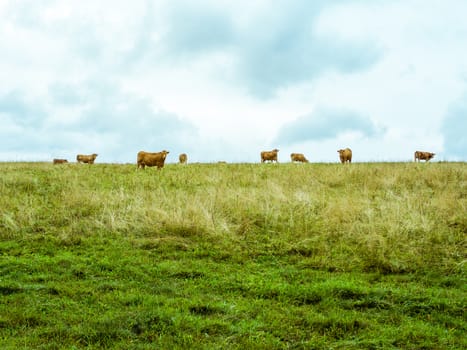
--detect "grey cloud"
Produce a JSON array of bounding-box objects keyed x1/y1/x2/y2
[
  {"x1": 120, "y1": 1, "x2": 157, "y2": 68},
  {"x1": 0, "y1": 91, "x2": 47, "y2": 128},
  {"x1": 106, "y1": 1, "x2": 379, "y2": 97},
  {"x1": 157, "y1": 0, "x2": 380, "y2": 97},
  {"x1": 0, "y1": 127, "x2": 74, "y2": 153},
  {"x1": 275, "y1": 108, "x2": 384, "y2": 145},
  {"x1": 9, "y1": 0, "x2": 383, "y2": 93},
  {"x1": 7, "y1": 1, "x2": 380, "y2": 98},
  {"x1": 163, "y1": 2, "x2": 235, "y2": 57},
  {"x1": 233, "y1": 1, "x2": 379, "y2": 97},
  {"x1": 0, "y1": 91, "x2": 79, "y2": 154},
  {"x1": 238, "y1": 34, "x2": 380, "y2": 98},
  {"x1": 0, "y1": 81, "x2": 198, "y2": 162},
  {"x1": 0, "y1": 90, "x2": 82, "y2": 154},
  {"x1": 48, "y1": 84, "x2": 86, "y2": 105},
  {"x1": 59, "y1": 80, "x2": 198, "y2": 161},
  {"x1": 442, "y1": 96, "x2": 467, "y2": 159}
]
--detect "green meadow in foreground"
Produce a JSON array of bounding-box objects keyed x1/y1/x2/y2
[{"x1": 0, "y1": 161, "x2": 465, "y2": 349}]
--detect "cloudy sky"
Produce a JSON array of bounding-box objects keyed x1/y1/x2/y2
[{"x1": 0, "y1": 0, "x2": 466, "y2": 163}]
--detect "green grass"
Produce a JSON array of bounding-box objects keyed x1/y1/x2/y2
[{"x1": 0, "y1": 161, "x2": 466, "y2": 349}]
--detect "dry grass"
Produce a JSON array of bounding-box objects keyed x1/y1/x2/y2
[{"x1": 1, "y1": 161, "x2": 465, "y2": 274}]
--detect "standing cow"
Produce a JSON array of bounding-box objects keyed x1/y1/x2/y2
[
  {"x1": 414, "y1": 151, "x2": 435, "y2": 162},
  {"x1": 179, "y1": 153, "x2": 188, "y2": 164},
  {"x1": 76, "y1": 153, "x2": 98, "y2": 164},
  {"x1": 137, "y1": 150, "x2": 169, "y2": 169},
  {"x1": 261, "y1": 149, "x2": 279, "y2": 163},
  {"x1": 290, "y1": 153, "x2": 309, "y2": 163},
  {"x1": 337, "y1": 148, "x2": 352, "y2": 163}
]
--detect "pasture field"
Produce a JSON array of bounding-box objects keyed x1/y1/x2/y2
[{"x1": 0, "y1": 161, "x2": 466, "y2": 349}]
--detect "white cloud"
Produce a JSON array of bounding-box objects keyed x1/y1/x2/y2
[{"x1": 0, "y1": 0, "x2": 465, "y2": 163}]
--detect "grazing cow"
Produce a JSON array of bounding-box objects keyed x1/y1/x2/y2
[
  {"x1": 179, "y1": 153, "x2": 188, "y2": 164},
  {"x1": 137, "y1": 150, "x2": 169, "y2": 169},
  {"x1": 261, "y1": 149, "x2": 279, "y2": 163},
  {"x1": 290, "y1": 153, "x2": 309, "y2": 163},
  {"x1": 53, "y1": 158, "x2": 68, "y2": 164},
  {"x1": 414, "y1": 151, "x2": 435, "y2": 162},
  {"x1": 76, "y1": 153, "x2": 98, "y2": 164},
  {"x1": 337, "y1": 148, "x2": 352, "y2": 163}
]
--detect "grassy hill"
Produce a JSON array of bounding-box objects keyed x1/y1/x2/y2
[{"x1": 0, "y1": 161, "x2": 465, "y2": 349}]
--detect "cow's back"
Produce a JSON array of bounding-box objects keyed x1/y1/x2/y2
[{"x1": 137, "y1": 151, "x2": 147, "y2": 163}]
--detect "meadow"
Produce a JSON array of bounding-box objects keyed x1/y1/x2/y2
[{"x1": 0, "y1": 161, "x2": 465, "y2": 349}]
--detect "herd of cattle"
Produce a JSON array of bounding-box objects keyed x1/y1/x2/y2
[{"x1": 52, "y1": 149, "x2": 436, "y2": 168}]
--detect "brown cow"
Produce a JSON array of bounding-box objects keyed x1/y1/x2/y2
[
  {"x1": 261, "y1": 149, "x2": 279, "y2": 163},
  {"x1": 76, "y1": 153, "x2": 98, "y2": 164},
  {"x1": 337, "y1": 148, "x2": 352, "y2": 163},
  {"x1": 290, "y1": 153, "x2": 309, "y2": 163},
  {"x1": 137, "y1": 150, "x2": 169, "y2": 169},
  {"x1": 414, "y1": 151, "x2": 435, "y2": 162},
  {"x1": 53, "y1": 158, "x2": 68, "y2": 164},
  {"x1": 179, "y1": 153, "x2": 188, "y2": 164}
]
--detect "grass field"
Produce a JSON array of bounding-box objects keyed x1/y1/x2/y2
[{"x1": 0, "y1": 161, "x2": 465, "y2": 349}]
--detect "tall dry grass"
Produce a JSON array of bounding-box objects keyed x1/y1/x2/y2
[{"x1": 1, "y1": 161, "x2": 465, "y2": 273}]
